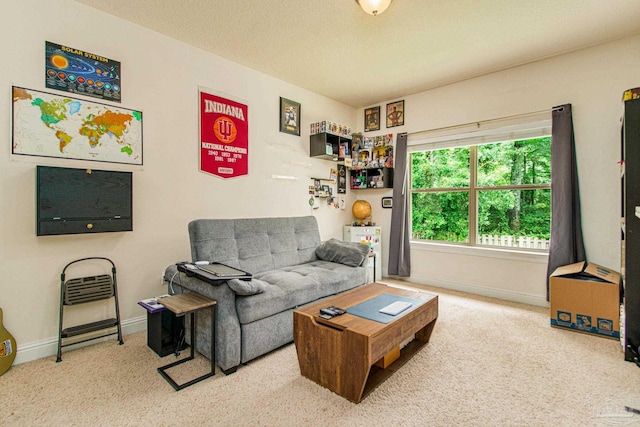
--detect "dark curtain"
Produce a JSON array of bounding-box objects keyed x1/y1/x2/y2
[
  {"x1": 546, "y1": 104, "x2": 586, "y2": 299},
  {"x1": 388, "y1": 132, "x2": 411, "y2": 276}
]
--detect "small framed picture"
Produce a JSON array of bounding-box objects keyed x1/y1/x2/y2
[
  {"x1": 381, "y1": 197, "x2": 393, "y2": 208},
  {"x1": 280, "y1": 97, "x2": 300, "y2": 135},
  {"x1": 386, "y1": 100, "x2": 404, "y2": 128},
  {"x1": 364, "y1": 106, "x2": 380, "y2": 132}
]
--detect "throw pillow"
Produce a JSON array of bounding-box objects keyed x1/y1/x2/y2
[
  {"x1": 315, "y1": 238, "x2": 370, "y2": 267},
  {"x1": 226, "y1": 278, "x2": 270, "y2": 296}
]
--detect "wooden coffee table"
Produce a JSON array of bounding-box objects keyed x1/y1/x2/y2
[{"x1": 293, "y1": 282, "x2": 438, "y2": 403}]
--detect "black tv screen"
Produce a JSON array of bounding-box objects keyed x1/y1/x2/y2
[{"x1": 37, "y1": 165, "x2": 133, "y2": 236}]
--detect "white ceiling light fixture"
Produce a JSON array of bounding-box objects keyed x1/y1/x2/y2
[{"x1": 356, "y1": 0, "x2": 393, "y2": 16}]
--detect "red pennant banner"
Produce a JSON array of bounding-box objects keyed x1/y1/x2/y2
[{"x1": 199, "y1": 90, "x2": 248, "y2": 178}]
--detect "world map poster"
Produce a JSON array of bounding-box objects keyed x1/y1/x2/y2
[{"x1": 12, "y1": 86, "x2": 143, "y2": 165}]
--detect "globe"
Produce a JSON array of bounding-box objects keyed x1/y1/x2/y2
[{"x1": 352, "y1": 199, "x2": 372, "y2": 223}]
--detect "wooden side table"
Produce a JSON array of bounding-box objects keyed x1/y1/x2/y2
[{"x1": 157, "y1": 292, "x2": 217, "y2": 391}]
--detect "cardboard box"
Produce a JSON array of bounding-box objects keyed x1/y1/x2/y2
[
  {"x1": 549, "y1": 261, "x2": 621, "y2": 339},
  {"x1": 374, "y1": 346, "x2": 400, "y2": 369}
]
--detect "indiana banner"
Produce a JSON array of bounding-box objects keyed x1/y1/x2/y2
[{"x1": 199, "y1": 89, "x2": 249, "y2": 178}]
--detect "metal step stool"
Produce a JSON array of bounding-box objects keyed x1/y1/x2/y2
[{"x1": 56, "y1": 257, "x2": 124, "y2": 362}]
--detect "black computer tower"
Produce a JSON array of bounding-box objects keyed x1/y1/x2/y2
[{"x1": 147, "y1": 309, "x2": 184, "y2": 357}]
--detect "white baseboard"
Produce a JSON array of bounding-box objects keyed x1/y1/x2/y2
[
  {"x1": 13, "y1": 315, "x2": 147, "y2": 365},
  {"x1": 14, "y1": 278, "x2": 547, "y2": 365},
  {"x1": 391, "y1": 274, "x2": 549, "y2": 308}
]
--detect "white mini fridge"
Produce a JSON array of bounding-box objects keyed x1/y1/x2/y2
[{"x1": 344, "y1": 225, "x2": 382, "y2": 282}]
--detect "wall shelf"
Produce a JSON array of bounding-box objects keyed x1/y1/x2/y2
[
  {"x1": 350, "y1": 167, "x2": 394, "y2": 189},
  {"x1": 310, "y1": 132, "x2": 352, "y2": 161},
  {"x1": 348, "y1": 133, "x2": 394, "y2": 189}
]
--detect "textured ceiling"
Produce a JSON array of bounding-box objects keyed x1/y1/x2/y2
[{"x1": 73, "y1": 0, "x2": 640, "y2": 108}]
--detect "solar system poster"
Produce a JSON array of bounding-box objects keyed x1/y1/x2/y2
[
  {"x1": 199, "y1": 89, "x2": 249, "y2": 179},
  {"x1": 45, "y1": 41, "x2": 121, "y2": 102}
]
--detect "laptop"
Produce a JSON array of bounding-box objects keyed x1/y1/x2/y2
[{"x1": 197, "y1": 263, "x2": 249, "y2": 277}]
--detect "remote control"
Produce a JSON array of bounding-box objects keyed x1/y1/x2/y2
[
  {"x1": 320, "y1": 308, "x2": 337, "y2": 317},
  {"x1": 328, "y1": 306, "x2": 346, "y2": 315},
  {"x1": 319, "y1": 313, "x2": 333, "y2": 320}
]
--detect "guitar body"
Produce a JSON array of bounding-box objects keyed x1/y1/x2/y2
[{"x1": 0, "y1": 308, "x2": 17, "y2": 376}]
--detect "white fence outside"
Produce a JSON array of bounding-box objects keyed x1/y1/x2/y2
[{"x1": 478, "y1": 234, "x2": 549, "y2": 249}]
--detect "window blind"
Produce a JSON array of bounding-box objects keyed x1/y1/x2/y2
[{"x1": 407, "y1": 112, "x2": 551, "y2": 152}]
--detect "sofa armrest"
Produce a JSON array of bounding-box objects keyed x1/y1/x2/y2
[{"x1": 163, "y1": 265, "x2": 242, "y2": 371}]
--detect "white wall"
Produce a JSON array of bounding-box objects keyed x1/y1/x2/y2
[
  {"x1": 0, "y1": 0, "x2": 358, "y2": 363},
  {"x1": 3, "y1": 0, "x2": 639, "y2": 364},
  {"x1": 359, "y1": 35, "x2": 640, "y2": 306}
]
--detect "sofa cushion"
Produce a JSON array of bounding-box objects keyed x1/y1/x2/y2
[
  {"x1": 188, "y1": 216, "x2": 321, "y2": 274},
  {"x1": 234, "y1": 260, "x2": 366, "y2": 324},
  {"x1": 315, "y1": 238, "x2": 370, "y2": 267},
  {"x1": 227, "y1": 278, "x2": 270, "y2": 296}
]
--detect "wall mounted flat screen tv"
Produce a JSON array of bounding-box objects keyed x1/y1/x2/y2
[{"x1": 37, "y1": 165, "x2": 133, "y2": 236}]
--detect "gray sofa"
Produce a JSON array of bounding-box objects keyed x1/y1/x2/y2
[{"x1": 163, "y1": 216, "x2": 369, "y2": 374}]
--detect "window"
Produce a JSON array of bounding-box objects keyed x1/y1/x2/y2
[{"x1": 410, "y1": 135, "x2": 551, "y2": 251}]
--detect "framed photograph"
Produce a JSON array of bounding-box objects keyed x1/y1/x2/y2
[
  {"x1": 381, "y1": 197, "x2": 393, "y2": 208},
  {"x1": 280, "y1": 97, "x2": 300, "y2": 135},
  {"x1": 386, "y1": 100, "x2": 404, "y2": 128},
  {"x1": 364, "y1": 106, "x2": 380, "y2": 132}
]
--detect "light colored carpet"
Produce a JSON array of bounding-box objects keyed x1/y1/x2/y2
[{"x1": 2, "y1": 280, "x2": 640, "y2": 426}]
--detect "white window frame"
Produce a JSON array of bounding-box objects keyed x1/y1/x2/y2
[{"x1": 407, "y1": 113, "x2": 552, "y2": 255}]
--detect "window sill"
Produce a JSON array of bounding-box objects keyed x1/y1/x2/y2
[{"x1": 410, "y1": 240, "x2": 548, "y2": 264}]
